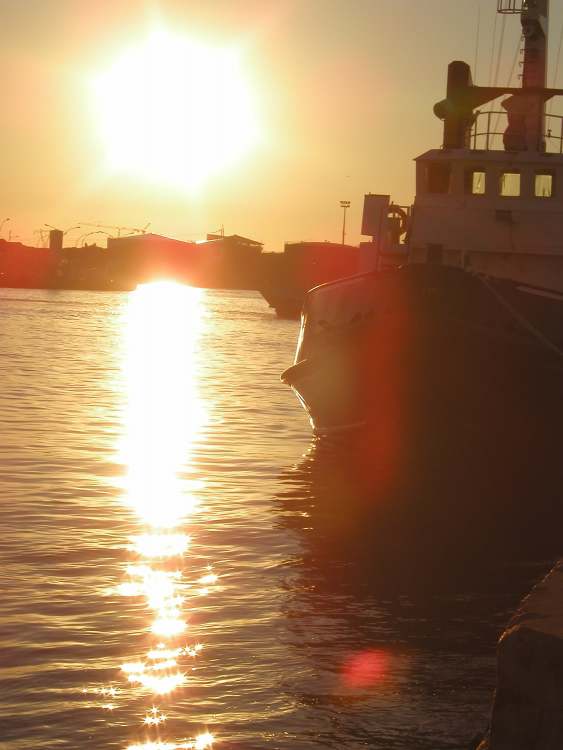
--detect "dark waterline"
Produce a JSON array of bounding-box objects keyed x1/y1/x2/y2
[{"x1": 0, "y1": 286, "x2": 555, "y2": 749}]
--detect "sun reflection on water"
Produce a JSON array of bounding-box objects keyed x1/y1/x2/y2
[
  {"x1": 83, "y1": 282, "x2": 219, "y2": 747},
  {"x1": 126, "y1": 734, "x2": 214, "y2": 750},
  {"x1": 119, "y1": 282, "x2": 204, "y2": 700},
  {"x1": 118, "y1": 281, "x2": 207, "y2": 529}
]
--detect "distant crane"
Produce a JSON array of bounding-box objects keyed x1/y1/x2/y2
[
  {"x1": 77, "y1": 230, "x2": 113, "y2": 246},
  {"x1": 0, "y1": 217, "x2": 10, "y2": 237},
  {"x1": 77, "y1": 221, "x2": 151, "y2": 238},
  {"x1": 43, "y1": 223, "x2": 81, "y2": 235},
  {"x1": 33, "y1": 229, "x2": 49, "y2": 247}
]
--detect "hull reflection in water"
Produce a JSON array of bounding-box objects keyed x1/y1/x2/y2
[
  {"x1": 274, "y1": 437, "x2": 555, "y2": 748},
  {"x1": 94, "y1": 283, "x2": 215, "y2": 749},
  {"x1": 278, "y1": 435, "x2": 561, "y2": 587}
]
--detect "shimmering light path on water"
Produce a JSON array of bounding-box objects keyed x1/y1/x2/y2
[{"x1": 0, "y1": 286, "x2": 550, "y2": 749}]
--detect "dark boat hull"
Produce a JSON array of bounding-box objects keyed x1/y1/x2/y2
[
  {"x1": 259, "y1": 287, "x2": 303, "y2": 319},
  {"x1": 282, "y1": 266, "x2": 563, "y2": 505}
]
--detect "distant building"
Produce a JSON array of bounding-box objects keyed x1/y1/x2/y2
[
  {"x1": 259, "y1": 241, "x2": 360, "y2": 318},
  {"x1": 0, "y1": 239, "x2": 57, "y2": 289},
  {"x1": 49, "y1": 229, "x2": 63, "y2": 253},
  {"x1": 0, "y1": 229, "x2": 267, "y2": 292},
  {"x1": 106, "y1": 232, "x2": 264, "y2": 289},
  {"x1": 56, "y1": 243, "x2": 119, "y2": 290},
  {"x1": 197, "y1": 234, "x2": 264, "y2": 289},
  {"x1": 205, "y1": 233, "x2": 263, "y2": 254},
  {"x1": 282, "y1": 241, "x2": 360, "y2": 288},
  {"x1": 107, "y1": 233, "x2": 201, "y2": 286}
]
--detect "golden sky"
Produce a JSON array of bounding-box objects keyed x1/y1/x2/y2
[{"x1": 1, "y1": 0, "x2": 562, "y2": 251}]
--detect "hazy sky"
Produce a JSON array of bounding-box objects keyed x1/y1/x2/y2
[{"x1": 1, "y1": 0, "x2": 562, "y2": 251}]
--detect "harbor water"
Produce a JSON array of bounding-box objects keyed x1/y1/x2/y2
[{"x1": 0, "y1": 286, "x2": 551, "y2": 750}]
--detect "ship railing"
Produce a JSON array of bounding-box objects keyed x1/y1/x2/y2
[{"x1": 471, "y1": 110, "x2": 563, "y2": 154}]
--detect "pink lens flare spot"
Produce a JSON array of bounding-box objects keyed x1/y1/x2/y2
[{"x1": 342, "y1": 649, "x2": 389, "y2": 688}]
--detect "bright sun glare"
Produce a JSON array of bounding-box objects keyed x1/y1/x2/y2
[{"x1": 93, "y1": 29, "x2": 260, "y2": 191}]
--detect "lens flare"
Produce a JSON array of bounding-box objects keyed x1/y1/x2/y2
[{"x1": 342, "y1": 649, "x2": 389, "y2": 688}]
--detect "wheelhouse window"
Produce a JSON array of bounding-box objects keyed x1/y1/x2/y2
[
  {"x1": 499, "y1": 172, "x2": 521, "y2": 197},
  {"x1": 535, "y1": 171, "x2": 554, "y2": 198},
  {"x1": 427, "y1": 162, "x2": 451, "y2": 194},
  {"x1": 464, "y1": 169, "x2": 486, "y2": 195}
]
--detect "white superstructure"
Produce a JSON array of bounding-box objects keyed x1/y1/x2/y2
[{"x1": 363, "y1": 0, "x2": 563, "y2": 295}]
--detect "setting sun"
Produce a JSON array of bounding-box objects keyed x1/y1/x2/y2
[{"x1": 92, "y1": 29, "x2": 260, "y2": 191}]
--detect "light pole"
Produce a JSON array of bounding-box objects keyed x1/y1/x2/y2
[{"x1": 340, "y1": 201, "x2": 350, "y2": 246}]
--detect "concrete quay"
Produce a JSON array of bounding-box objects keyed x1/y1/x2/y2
[{"x1": 477, "y1": 558, "x2": 563, "y2": 750}]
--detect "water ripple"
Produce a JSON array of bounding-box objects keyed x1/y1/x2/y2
[{"x1": 0, "y1": 286, "x2": 548, "y2": 749}]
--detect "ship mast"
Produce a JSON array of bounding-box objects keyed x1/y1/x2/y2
[
  {"x1": 434, "y1": 0, "x2": 560, "y2": 152},
  {"x1": 500, "y1": 0, "x2": 549, "y2": 151}
]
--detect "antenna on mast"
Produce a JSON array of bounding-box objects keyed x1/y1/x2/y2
[
  {"x1": 496, "y1": 1, "x2": 549, "y2": 87},
  {"x1": 474, "y1": 3, "x2": 481, "y2": 83}
]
